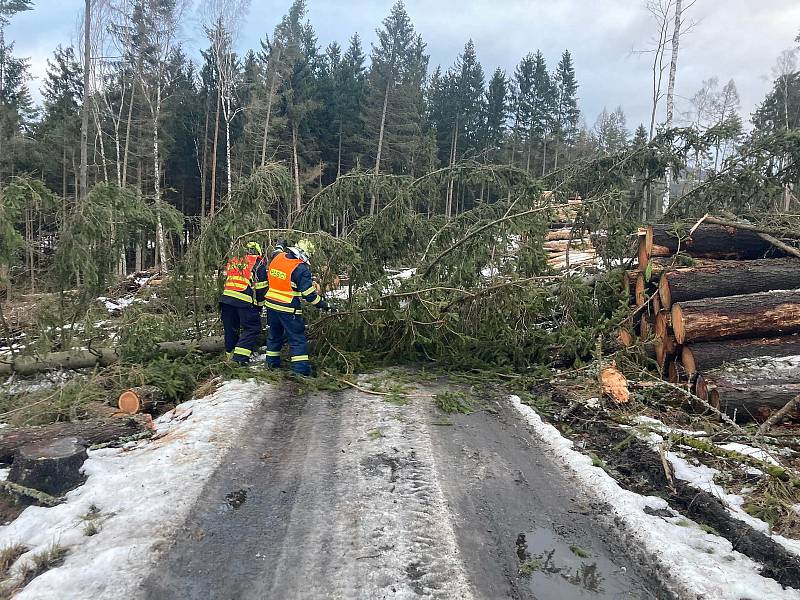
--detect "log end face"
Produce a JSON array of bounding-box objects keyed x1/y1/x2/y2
[
  {"x1": 658, "y1": 275, "x2": 671, "y2": 310},
  {"x1": 118, "y1": 390, "x2": 142, "y2": 415},
  {"x1": 671, "y1": 304, "x2": 685, "y2": 345},
  {"x1": 9, "y1": 437, "x2": 88, "y2": 496}
]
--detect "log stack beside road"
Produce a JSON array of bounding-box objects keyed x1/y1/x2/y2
[{"x1": 622, "y1": 220, "x2": 800, "y2": 423}]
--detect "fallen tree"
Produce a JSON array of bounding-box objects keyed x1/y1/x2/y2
[
  {"x1": 0, "y1": 337, "x2": 225, "y2": 377},
  {"x1": 0, "y1": 414, "x2": 151, "y2": 463},
  {"x1": 641, "y1": 223, "x2": 781, "y2": 261},
  {"x1": 671, "y1": 290, "x2": 800, "y2": 344}
]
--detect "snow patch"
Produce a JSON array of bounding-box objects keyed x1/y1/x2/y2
[
  {"x1": 1, "y1": 380, "x2": 266, "y2": 600},
  {"x1": 511, "y1": 396, "x2": 800, "y2": 599}
]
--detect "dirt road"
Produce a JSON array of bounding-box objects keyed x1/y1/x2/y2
[{"x1": 143, "y1": 375, "x2": 663, "y2": 600}]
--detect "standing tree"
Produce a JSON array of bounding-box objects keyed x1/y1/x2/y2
[{"x1": 552, "y1": 50, "x2": 580, "y2": 170}]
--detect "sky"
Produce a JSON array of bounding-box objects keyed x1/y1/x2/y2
[{"x1": 5, "y1": 0, "x2": 800, "y2": 131}]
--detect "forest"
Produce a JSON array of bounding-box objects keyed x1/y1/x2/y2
[{"x1": 0, "y1": 0, "x2": 798, "y2": 387}]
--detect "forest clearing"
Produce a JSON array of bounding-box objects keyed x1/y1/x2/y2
[{"x1": 2, "y1": 0, "x2": 800, "y2": 598}]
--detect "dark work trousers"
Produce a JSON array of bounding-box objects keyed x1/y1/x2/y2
[
  {"x1": 220, "y1": 302, "x2": 262, "y2": 363},
  {"x1": 264, "y1": 309, "x2": 311, "y2": 375}
]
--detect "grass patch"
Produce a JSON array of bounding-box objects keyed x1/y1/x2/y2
[
  {"x1": 435, "y1": 391, "x2": 473, "y2": 414},
  {"x1": 518, "y1": 559, "x2": 541, "y2": 577},
  {"x1": 367, "y1": 428, "x2": 383, "y2": 440},
  {"x1": 83, "y1": 522, "x2": 100, "y2": 537},
  {"x1": 17, "y1": 544, "x2": 68, "y2": 588},
  {"x1": 570, "y1": 545, "x2": 591, "y2": 558},
  {"x1": 0, "y1": 544, "x2": 27, "y2": 579}
]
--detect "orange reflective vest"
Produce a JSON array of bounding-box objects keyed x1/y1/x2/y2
[
  {"x1": 265, "y1": 252, "x2": 303, "y2": 306},
  {"x1": 223, "y1": 254, "x2": 262, "y2": 305}
]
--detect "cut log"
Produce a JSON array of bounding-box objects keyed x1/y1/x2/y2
[
  {"x1": 118, "y1": 385, "x2": 166, "y2": 415},
  {"x1": 658, "y1": 258, "x2": 800, "y2": 309},
  {"x1": 652, "y1": 293, "x2": 661, "y2": 315},
  {"x1": 600, "y1": 362, "x2": 629, "y2": 403},
  {"x1": 695, "y1": 356, "x2": 800, "y2": 422},
  {"x1": 667, "y1": 360, "x2": 688, "y2": 384},
  {"x1": 547, "y1": 228, "x2": 580, "y2": 241},
  {"x1": 0, "y1": 336, "x2": 225, "y2": 377},
  {"x1": 640, "y1": 315, "x2": 653, "y2": 338},
  {"x1": 671, "y1": 290, "x2": 800, "y2": 344},
  {"x1": 543, "y1": 239, "x2": 592, "y2": 252},
  {"x1": 617, "y1": 328, "x2": 635, "y2": 348},
  {"x1": 9, "y1": 437, "x2": 87, "y2": 496},
  {"x1": 635, "y1": 274, "x2": 646, "y2": 306},
  {"x1": 654, "y1": 310, "x2": 670, "y2": 340},
  {"x1": 645, "y1": 223, "x2": 782, "y2": 259},
  {"x1": 655, "y1": 334, "x2": 677, "y2": 370},
  {"x1": 0, "y1": 415, "x2": 151, "y2": 463},
  {"x1": 681, "y1": 334, "x2": 800, "y2": 376}
]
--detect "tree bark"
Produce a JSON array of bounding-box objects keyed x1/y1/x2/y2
[
  {"x1": 80, "y1": 0, "x2": 91, "y2": 202},
  {"x1": 118, "y1": 385, "x2": 166, "y2": 414},
  {"x1": 671, "y1": 290, "x2": 800, "y2": 344},
  {"x1": 645, "y1": 223, "x2": 782, "y2": 260},
  {"x1": 9, "y1": 437, "x2": 87, "y2": 495},
  {"x1": 658, "y1": 258, "x2": 800, "y2": 308},
  {"x1": 681, "y1": 334, "x2": 800, "y2": 376},
  {"x1": 291, "y1": 122, "x2": 301, "y2": 216},
  {"x1": 0, "y1": 336, "x2": 225, "y2": 377},
  {"x1": 210, "y1": 87, "x2": 221, "y2": 216},
  {"x1": 153, "y1": 85, "x2": 168, "y2": 272},
  {"x1": 696, "y1": 358, "x2": 800, "y2": 422},
  {"x1": 661, "y1": 0, "x2": 682, "y2": 215},
  {"x1": 260, "y1": 46, "x2": 281, "y2": 167},
  {"x1": 371, "y1": 79, "x2": 391, "y2": 215},
  {"x1": 0, "y1": 416, "x2": 150, "y2": 464}
]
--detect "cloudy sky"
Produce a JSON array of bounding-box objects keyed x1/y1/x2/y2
[{"x1": 6, "y1": 0, "x2": 799, "y2": 130}]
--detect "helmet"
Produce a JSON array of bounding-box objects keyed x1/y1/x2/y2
[
  {"x1": 296, "y1": 239, "x2": 315, "y2": 256},
  {"x1": 246, "y1": 241, "x2": 263, "y2": 255},
  {"x1": 288, "y1": 246, "x2": 310, "y2": 265}
]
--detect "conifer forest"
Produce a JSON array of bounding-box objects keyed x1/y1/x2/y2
[{"x1": 3, "y1": 1, "x2": 800, "y2": 598}]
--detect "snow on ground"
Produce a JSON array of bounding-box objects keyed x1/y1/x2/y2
[
  {"x1": 511, "y1": 396, "x2": 800, "y2": 600},
  {"x1": 96, "y1": 296, "x2": 145, "y2": 314},
  {"x1": 0, "y1": 380, "x2": 267, "y2": 600}
]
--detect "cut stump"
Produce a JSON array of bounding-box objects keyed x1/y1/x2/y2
[{"x1": 9, "y1": 437, "x2": 87, "y2": 496}]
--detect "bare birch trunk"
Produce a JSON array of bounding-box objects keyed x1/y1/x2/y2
[
  {"x1": 662, "y1": 0, "x2": 682, "y2": 216},
  {"x1": 153, "y1": 86, "x2": 168, "y2": 272},
  {"x1": 371, "y1": 80, "x2": 391, "y2": 215},
  {"x1": 122, "y1": 83, "x2": 134, "y2": 186}
]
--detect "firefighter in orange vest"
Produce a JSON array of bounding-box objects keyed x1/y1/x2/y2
[
  {"x1": 220, "y1": 241, "x2": 268, "y2": 364},
  {"x1": 264, "y1": 239, "x2": 331, "y2": 376}
]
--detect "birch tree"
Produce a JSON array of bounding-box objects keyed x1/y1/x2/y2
[{"x1": 201, "y1": 0, "x2": 250, "y2": 203}]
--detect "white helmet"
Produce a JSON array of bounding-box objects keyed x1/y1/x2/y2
[{"x1": 288, "y1": 246, "x2": 310, "y2": 265}]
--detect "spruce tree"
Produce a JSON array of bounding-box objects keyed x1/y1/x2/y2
[
  {"x1": 483, "y1": 68, "x2": 509, "y2": 161},
  {"x1": 552, "y1": 49, "x2": 579, "y2": 169}
]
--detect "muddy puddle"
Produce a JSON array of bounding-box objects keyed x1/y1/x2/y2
[{"x1": 517, "y1": 528, "x2": 635, "y2": 599}]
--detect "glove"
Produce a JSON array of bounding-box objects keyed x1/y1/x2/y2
[{"x1": 325, "y1": 304, "x2": 338, "y2": 313}]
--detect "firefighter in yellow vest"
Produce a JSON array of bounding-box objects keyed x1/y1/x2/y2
[
  {"x1": 219, "y1": 241, "x2": 268, "y2": 364},
  {"x1": 264, "y1": 239, "x2": 332, "y2": 376}
]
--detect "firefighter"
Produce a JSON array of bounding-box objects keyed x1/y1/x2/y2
[
  {"x1": 263, "y1": 239, "x2": 332, "y2": 375},
  {"x1": 220, "y1": 241, "x2": 268, "y2": 364}
]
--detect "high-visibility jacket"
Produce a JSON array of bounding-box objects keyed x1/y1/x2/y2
[
  {"x1": 220, "y1": 254, "x2": 268, "y2": 307},
  {"x1": 264, "y1": 251, "x2": 327, "y2": 315}
]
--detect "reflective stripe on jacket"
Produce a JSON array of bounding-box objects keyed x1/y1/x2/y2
[
  {"x1": 221, "y1": 254, "x2": 267, "y2": 306},
  {"x1": 264, "y1": 251, "x2": 327, "y2": 313}
]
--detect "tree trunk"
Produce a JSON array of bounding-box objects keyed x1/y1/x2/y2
[
  {"x1": 337, "y1": 125, "x2": 342, "y2": 179},
  {"x1": 371, "y1": 79, "x2": 391, "y2": 215},
  {"x1": 9, "y1": 437, "x2": 87, "y2": 495},
  {"x1": 671, "y1": 290, "x2": 800, "y2": 344},
  {"x1": 681, "y1": 334, "x2": 800, "y2": 376},
  {"x1": 122, "y1": 82, "x2": 135, "y2": 187},
  {"x1": 152, "y1": 86, "x2": 168, "y2": 272},
  {"x1": 662, "y1": 0, "x2": 682, "y2": 215},
  {"x1": 260, "y1": 46, "x2": 281, "y2": 167},
  {"x1": 79, "y1": 0, "x2": 91, "y2": 202},
  {"x1": 200, "y1": 88, "x2": 210, "y2": 219},
  {"x1": 225, "y1": 108, "x2": 232, "y2": 201},
  {"x1": 118, "y1": 385, "x2": 166, "y2": 414},
  {"x1": 210, "y1": 87, "x2": 221, "y2": 216},
  {"x1": 0, "y1": 336, "x2": 225, "y2": 377},
  {"x1": 643, "y1": 223, "x2": 782, "y2": 260},
  {"x1": 0, "y1": 416, "x2": 150, "y2": 464},
  {"x1": 659, "y1": 258, "x2": 800, "y2": 308},
  {"x1": 696, "y1": 358, "x2": 800, "y2": 422},
  {"x1": 291, "y1": 122, "x2": 301, "y2": 215}
]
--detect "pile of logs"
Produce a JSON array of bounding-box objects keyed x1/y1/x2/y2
[
  {"x1": 546, "y1": 197, "x2": 597, "y2": 270},
  {"x1": 622, "y1": 220, "x2": 800, "y2": 423}
]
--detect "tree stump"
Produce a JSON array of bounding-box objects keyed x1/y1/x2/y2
[
  {"x1": 9, "y1": 437, "x2": 87, "y2": 496},
  {"x1": 118, "y1": 385, "x2": 166, "y2": 414}
]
